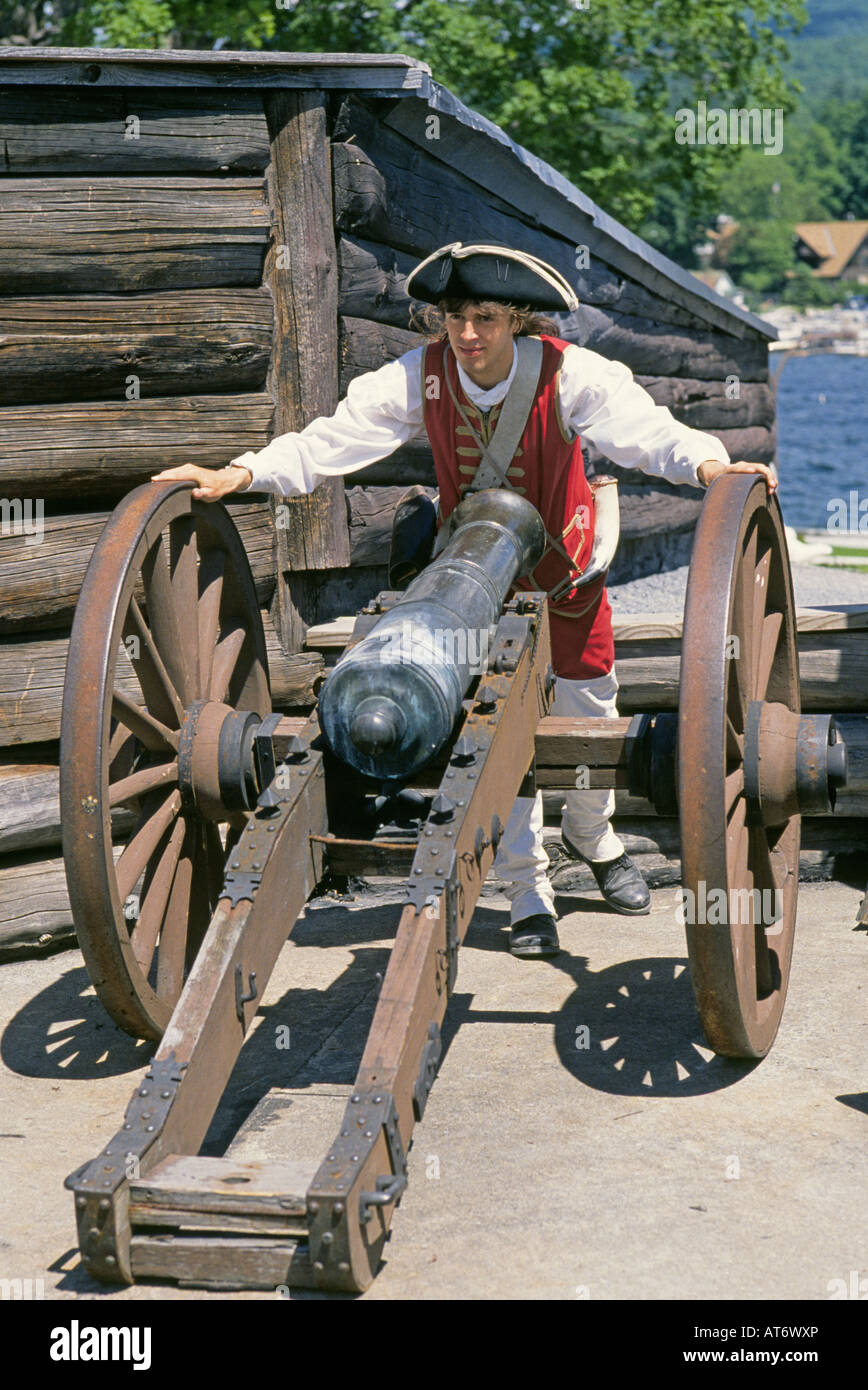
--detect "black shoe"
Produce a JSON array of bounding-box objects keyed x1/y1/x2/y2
[
  {"x1": 561, "y1": 834, "x2": 651, "y2": 915},
  {"x1": 509, "y1": 913, "x2": 560, "y2": 958}
]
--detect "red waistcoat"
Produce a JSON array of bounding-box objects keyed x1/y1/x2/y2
[{"x1": 420, "y1": 335, "x2": 615, "y2": 679}]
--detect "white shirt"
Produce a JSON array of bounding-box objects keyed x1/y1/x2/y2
[{"x1": 232, "y1": 341, "x2": 730, "y2": 494}]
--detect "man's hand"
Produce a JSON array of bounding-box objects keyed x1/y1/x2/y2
[
  {"x1": 697, "y1": 459, "x2": 777, "y2": 494},
  {"x1": 150, "y1": 463, "x2": 253, "y2": 500}
]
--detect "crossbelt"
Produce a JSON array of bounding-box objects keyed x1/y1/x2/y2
[{"x1": 441, "y1": 340, "x2": 591, "y2": 602}]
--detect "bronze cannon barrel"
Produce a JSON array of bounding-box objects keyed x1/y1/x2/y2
[{"x1": 317, "y1": 489, "x2": 546, "y2": 780}]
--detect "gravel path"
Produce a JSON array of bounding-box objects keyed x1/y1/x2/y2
[{"x1": 608, "y1": 561, "x2": 868, "y2": 614}]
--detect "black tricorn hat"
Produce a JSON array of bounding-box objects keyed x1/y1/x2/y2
[{"x1": 406, "y1": 241, "x2": 579, "y2": 313}]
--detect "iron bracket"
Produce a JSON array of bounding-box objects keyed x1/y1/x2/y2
[{"x1": 413, "y1": 1021, "x2": 442, "y2": 1121}]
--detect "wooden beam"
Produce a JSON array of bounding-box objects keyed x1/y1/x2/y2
[
  {"x1": 304, "y1": 606, "x2": 868, "y2": 649},
  {"x1": 0, "y1": 394, "x2": 274, "y2": 501},
  {"x1": 0, "y1": 89, "x2": 269, "y2": 174},
  {"x1": 263, "y1": 89, "x2": 350, "y2": 652},
  {"x1": 0, "y1": 290, "x2": 272, "y2": 406},
  {"x1": 0, "y1": 500, "x2": 275, "y2": 635},
  {"x1": 0, "y1": 177, "x2": 269, "y2": 294},
  {"x1": 0, "y1": 609, "x2": 322, "y2": 747}
]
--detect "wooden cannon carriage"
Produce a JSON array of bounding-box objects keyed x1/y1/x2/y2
[{"x1": 59, "y1": 470, "x2": 849, "y2": 1292}]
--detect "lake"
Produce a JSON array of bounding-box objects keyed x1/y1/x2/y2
[{"x1": 772, "y1": 352, "x2": 868, "y2": 532}]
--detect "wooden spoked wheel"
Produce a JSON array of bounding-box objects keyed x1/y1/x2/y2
[
  {"x1": 679, "y1": 475, "x2": 800, "y2": 1059},
  {"x1": 60, "y1": 483, "x2": 270, "y2": 1041}
]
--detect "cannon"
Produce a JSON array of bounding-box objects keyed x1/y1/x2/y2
[{"x1": 60, "y1": 474, "x2": 848, "y2": 1292}]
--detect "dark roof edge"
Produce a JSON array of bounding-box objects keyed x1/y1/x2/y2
[
  {"x1": 0, "y1": 46, "x2": 428, "y2": 68},
  {"x1": 398, "y1": 77, "x2": 777, "y2": 341}
]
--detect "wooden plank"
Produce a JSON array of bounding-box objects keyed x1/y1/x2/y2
[
  {"x1": 560, "y1": 305, "x2": 768, "y2": 382},
  {"x1": 634, "y1": 377, "x2": 775, "y2": 431},
  {"x1": 129, "y1": 1154, "x2": 313, "y2": 1224},
  {"x1": 0, "y1": 177, "x2": 269, "y2": 294},
  {"x1": 0, "y1": 851, "x2": 75, "y2": 955},
  {"x1": 0, "y1": 761, "x2": 134, "y2": 855},
  {"x1": 0, "y1": 290, "x2": 272, "y2": 406},
  {"x1": 0, "y1": 499, "x2": 275, "y2": 634},
  {"x1": 612, "y1": 632, "x2": 868, "y2": 712},
  {"x1": 0, "y1": 394, "x2": 274, "y2": 501},
  {"x1": 263, "y1": 89, "x2": 349, "y2": 654},
  {"x1": 0, "y1": 609, "x2": 322, "y2": 747},
  {"x1": 351, "y1": 438, "x2": 436, "y2": 488},
  {"x1": 129, "y1": 1234, "x2": 310, "y2": 1289},
  {"x1": 0, "y1": 90, "x2": 269, "y2": 173}
]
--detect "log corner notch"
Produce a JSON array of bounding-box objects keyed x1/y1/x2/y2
[{"x1": 262, "y1": 90, "x2": 350, "y2": 654}]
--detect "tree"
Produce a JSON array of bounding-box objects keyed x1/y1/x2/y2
[{"x1": 4, "y1": 0, "x2": 809, "y2": 261}]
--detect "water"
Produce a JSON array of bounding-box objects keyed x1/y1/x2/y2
[{"x1": 772, "y1": 352, "x2": 868, "y2": 531}]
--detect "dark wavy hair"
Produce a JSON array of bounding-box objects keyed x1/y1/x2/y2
[{"x1": 411, "y1": 296, "x2": 560, "y2": 340}]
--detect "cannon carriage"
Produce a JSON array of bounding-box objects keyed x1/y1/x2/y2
[{"x1": 61, "y1": 472, "x2": 848, "y2": 1293}]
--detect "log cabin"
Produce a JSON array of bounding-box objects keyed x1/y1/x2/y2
[{"x1": 2, "y1": 45, "x2": 861, "y2": 954}]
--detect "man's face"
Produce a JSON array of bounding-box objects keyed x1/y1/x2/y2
[{"x1": 443, "y1": 301, "x2": 517, "y2": 388}]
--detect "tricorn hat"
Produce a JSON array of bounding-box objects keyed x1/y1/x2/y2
[{"x1": 406, "y1": 241, "x2": 579, "y2": 313}]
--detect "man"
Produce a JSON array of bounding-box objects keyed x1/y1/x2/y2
[{"x1": 154, "y1": 242, "x2": 776, "y2": 960}]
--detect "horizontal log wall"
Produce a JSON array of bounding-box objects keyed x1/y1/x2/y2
[
  {"x1": 0, "y1": 85, "x2": 288, "y2": 776},
  {"x1": 0, "y1": 607, "x2": 322, "y2": 748},
  {"x1": 0, "y1": 89, "x2": 270, "y2": 173},
  {"x1": 0, "y1": 290, "x2": 273, "y2": 406},
  {"x1": 0, "y1": 499, "x2": 275, "y2": 634},
  {"x1": 0, "y1": 394, "x2": 274, "y2": 501},
  {"x1": 0, "y1": 176, "x2": 269, "y2": 294}
]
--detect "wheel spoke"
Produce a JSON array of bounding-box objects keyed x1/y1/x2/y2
[
  {"x1": 726, "y1": 654, "x2": 746, "y2": 734},
  {"x1": 725, "y1": 714, "x2": 745, "y2": 763},
  {"x1": 725, "y1": 791, "x2": 748, "y2": 879},
  {"x1": 109, "y1": 758, "x2": 178, "y2": 808},
  {"x1": 123, "y1": 596, "x2": 185, "y2": 729},
  {"x1": 156, "y1": 819, "x2": 197, "y2": 1003},
  {"x1": 169, "y1": 516, "x2": 202, "y2": 701},
  {"x1": 209, "y1": 623, "x2": 247, "y2": 703},
  {"x1": 751, "y1": 544, "x2": 773, "y2": 671},
  {"x1": 131, "y1": 814, "x2": 187, "y2": 975},
  {"x1": 724, "y1": 767, "x2": 744, "y2": 814},
  {"x1": 141, "y1": 534, "x2": 197, "y2": 707},
  {"x1": 115, "y1": 787, "x2": 182, "y2": 902},
  {"x1": 184, "y1": 822, "x2": 219, "y2": 971},
  {"x1": 753, "y1": 609, "x2": 783, "y2": 703},
  {"x1": 112, "y1": 690, "x2": 178, "y2": 752},
  {"x1": 197, "y1": 546, "x2": 226, "y2": 698},
  {"x1": 748, "y1": 829, "x2": 778, "y2": 996}
]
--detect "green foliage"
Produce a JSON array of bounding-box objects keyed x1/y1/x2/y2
[
  {"x1": 725, "y1": 219, "x2": 798, "y2": 295},
  {"x1": 780, "y1": 267, "x2": 865, "y2": 307},
  {"x1": 14, "y1": 0, "x2": 807, "y2": 251}
]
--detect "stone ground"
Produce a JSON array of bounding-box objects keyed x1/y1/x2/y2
[{"x1": 0, "y1": 880, "x2": 865, "y2": 1302}]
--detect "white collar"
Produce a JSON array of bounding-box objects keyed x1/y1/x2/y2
[{"x1": 454, "y1": 341, "x2": 518, "y2": 409}]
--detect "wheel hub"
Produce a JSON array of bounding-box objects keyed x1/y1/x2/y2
[
  {"x1": 743, "y1": 703, "x2": 847, "y2": 825},
  {"x1": 178, "y1": 700, "x2": 264, "y2": 821}
]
